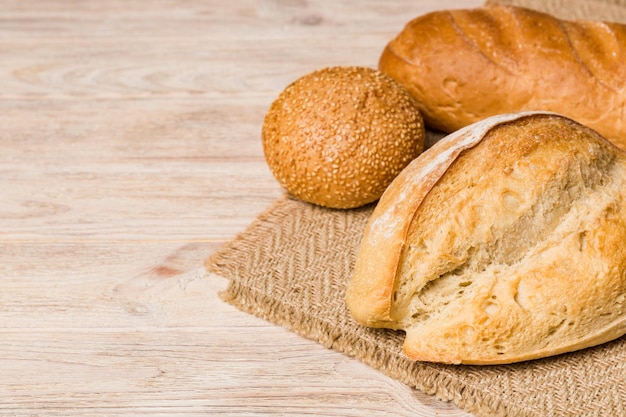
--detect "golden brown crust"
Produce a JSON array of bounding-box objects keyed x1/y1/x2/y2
[
  {"x1": 378, "y1": 5, "x2": 626, "y2": 150},
  {"x1": 346, "y1": 112, "x2": 538, "y2": 327},
  {"x1": 346, "y1": 112, "x2": 626, "y2": 364},
  {"x1": 262, "y1": 66, "x2": 425, "y2": 209}
]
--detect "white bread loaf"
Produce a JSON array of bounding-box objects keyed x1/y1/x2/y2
[
  {"x1": 345, "y1": 112, "x2": 626, "y2": 365},
  {"x1": 378, "y1": 5, "x2": 626, "y2": 150}
]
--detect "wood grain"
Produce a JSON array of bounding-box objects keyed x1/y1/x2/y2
[{"x1": 0, "y1": 0, "x2": 481, "y2": 415}]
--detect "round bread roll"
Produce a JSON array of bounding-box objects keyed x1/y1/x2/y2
[{"x1": 262, "y1": 66, "x2": 425, "y2": 209}]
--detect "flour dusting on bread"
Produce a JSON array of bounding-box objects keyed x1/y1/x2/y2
[
  {"x1": 369, "y1": 112, "x2": 539, "y2": 244},
  {"x1": 347, "y1": 112, "x2": 626, "y2": 365}
]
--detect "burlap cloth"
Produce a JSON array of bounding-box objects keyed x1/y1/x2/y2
[{"x1": 207, "y1": 1, "x2": 626, "y2": 416}]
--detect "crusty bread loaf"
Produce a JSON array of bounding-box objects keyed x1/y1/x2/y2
[
  {"x1": 345, "y1": 112, "x2": 626, "y2": 365},
  {"x1": 378, "y1": 5, "x2": 626, "y2": 150},
  {"x1": 262, "y1": 66, "x2": 425, "y2": 209}
]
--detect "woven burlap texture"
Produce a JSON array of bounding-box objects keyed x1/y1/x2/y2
[
  {"x1": 208, "y1": 196, "x2": 626, "y2": 417},
  {"x1": 207, "y1": 1, "x2": 626, "y2": 416}
]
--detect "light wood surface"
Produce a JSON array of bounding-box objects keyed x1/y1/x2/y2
[{"x1": 1, "y1": 1, "x2": 482, "y2": 415}]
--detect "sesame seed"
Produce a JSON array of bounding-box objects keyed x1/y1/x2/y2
[{"x1": 261, "y1": 66, "x2": 425, "y2": 209}]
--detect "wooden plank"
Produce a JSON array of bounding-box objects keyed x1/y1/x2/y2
[
  {"x1": 0, "y1": 99, "x2": 268, "y2": 160},
  {"x1": 0, "y1": 0, "x2": 479, "y2": 101},
  {"x1": 0, "y1": 241, "x2": 471, "y2": 416},
  {"x1": 0, "y1": 0, "x2": 472, "y2": 41},
  {"x1": 0, "y1": 98, "x2": 282, "y2": 240},
  {"x1": 0, "y1": 38, "x2": 393, "y2": 100},
  {"x1": 0, "y1": 242, "x2": 214, "y2": 327},
  {"x1": 0, "y1": 157, "x2": 280, "y2": 240}
]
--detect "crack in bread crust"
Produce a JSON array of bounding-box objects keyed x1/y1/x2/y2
[
  {"x1": 391, "y1": 115, "x2": 626, "y2": 363},
  {"x1": 347, "y1": 112, "x2": 626, "y2": 364}
]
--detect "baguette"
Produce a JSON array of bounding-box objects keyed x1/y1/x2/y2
[
  {"x1": 345, "y1": 112, "x2": 626, "y2": 364},
  {"x1": 379, "y1": 5, "x2": 626, "y2": 150}
]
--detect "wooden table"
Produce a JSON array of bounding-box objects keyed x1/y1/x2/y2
[{"x1": 1, "y1": 1, "x2": 480, "y2": 415}]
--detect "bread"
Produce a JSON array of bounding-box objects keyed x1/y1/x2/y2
[
  {"x1": 262, "y1": 66, "x2": 425, "y2": 209},
  {"x1": 345, "y1": 112, "x2": 626, "y2": 365},
  {"x1": 378, "y1": 5, "x2": 626, "y2": 151}
]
